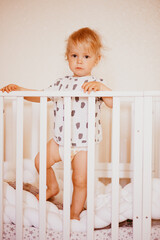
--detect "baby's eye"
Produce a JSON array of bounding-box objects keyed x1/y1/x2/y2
[
  {"x1": 84, "y1": 55, "x2": 90, "y2": 59},
  {"x1": 72, "y1": 54, "x2": 77, "y2": 58}
]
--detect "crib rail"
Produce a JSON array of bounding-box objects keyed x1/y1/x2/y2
[
  {"x1": 0, "y1": 90, "x2": 160, "y2": 240},
  {"x1": 0, "y1": 90, "x2": 160, "y2": 97}
]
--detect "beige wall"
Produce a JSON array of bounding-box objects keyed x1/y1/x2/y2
[
  {"x1": 0, "y1": 0, "x2": 160, "y2": 90},
  {"x1": 1, "y1": 0, "x2": 160, "y2": 167}
]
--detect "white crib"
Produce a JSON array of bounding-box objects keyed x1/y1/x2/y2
[{"x1": 0, "y1": 90, "x2": 160, "y2": 240}]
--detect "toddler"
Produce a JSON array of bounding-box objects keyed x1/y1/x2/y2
[{"x1": 1, "y1": 27, "x2": 113, "y2": 220}]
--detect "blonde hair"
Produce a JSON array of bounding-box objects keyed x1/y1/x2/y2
[{"x1": 65, "y1": 27, "x2": 103, "y2": 59}]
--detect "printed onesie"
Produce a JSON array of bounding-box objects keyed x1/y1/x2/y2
[{"x1": 46, "y1": 75, "x2": 104, "y2": 147}]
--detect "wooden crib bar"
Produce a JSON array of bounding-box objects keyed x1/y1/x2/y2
[
  {"x1": 31, "y1": 104, "x2": 40, "y2": 160},
  {"x1": 87, "y1": 97, "x2": 96, "y2": 239},
  {"x1": 63, "y1": 97, "x2": 71, "y2": 240},
  {"x1": 142, "y1": 97, "x2": 152, "y2": 240},
  {"x1": 111, "y1": 97, "x2": 120, "y2": 239},
  {"x1": 133, "y1": 97, "x2": 144, "y2": 239},
  {"x1": 39, "y1": 97, "x2": 47, "y2": 240},
  {"x1": 16, "y1": 97, "x2": 24, "y2": 240}
]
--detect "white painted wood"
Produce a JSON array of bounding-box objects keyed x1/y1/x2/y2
[
  {"x1": 0, "y1": 97, "x2": 4, "y2": 240},
  {"x1": 1, "y1": 90, "x2": 160, "y2": 98},
  {"x1": 63, "y1": 97, "x2": 71, "y2": 240},
  {"x1": 12, "y1": 100, "x2": 17, "y2": 165},
  {"x1": 152, "y1": 101, "x2": 157, "y2": 177},
  {"x1": 16, "y1": 97, "x2": 24, "y2": 240},
  {"x1": 154, "y1": 100, "x2": 160, "y2": 177},
  {"x1": 39, "y1": 97, "x2": 47, "y2": 240},
  {"x1": 0, "y1": 90, "x2": 145, "y2": 98},
  {"x1": 87, "y1": 97, "x2": 95, "y2": 240},
  {"x1": 111, "y1": 97, "x2": 120, "y2": 240},
  {"x1": 142, "y1": 97, "x2": 152, "y2": 240},
  {"x1": 133, "y1": 97, "x2": 143, "y2": 240},
  {"x1": 130, "y1": 101, "x2": 134, "y2": 183},
  {"x1": 31, "y1": 103, "x2": 40, "y2": 160}
]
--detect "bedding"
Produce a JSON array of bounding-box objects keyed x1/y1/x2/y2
[
  {"x1": 2, "y1": 159, "x2": 160, "y2": 234},
  {"x1": 3, "y1": 178, "x2": 160, "y2": 232}
]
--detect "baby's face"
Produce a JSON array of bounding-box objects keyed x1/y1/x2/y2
[{"x1": 67, "y1": 42, "x2": 99, "y2": 77}]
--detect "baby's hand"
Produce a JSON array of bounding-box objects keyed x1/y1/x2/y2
[
  {"x1": 0, "y1": 84, "x2": 20, "y2": 93},
  {"x1": 82, "y1": 81, "x2": 107, "y2": 94}
]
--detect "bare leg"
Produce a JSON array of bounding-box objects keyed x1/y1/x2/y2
[
  {"x1": 35, "y1": 138, "x2": 62, "y2": 200},
  {"x1": 71, "y1": 151, "x2": 87, "y2": 220}
]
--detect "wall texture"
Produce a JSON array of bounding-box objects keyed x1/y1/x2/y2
[
  {"x1": 0, "y1": 0, "x2": 160, "y2": 90},
  {"x1": 1, "y1": 0, "x2": 160, "y2": 168}
]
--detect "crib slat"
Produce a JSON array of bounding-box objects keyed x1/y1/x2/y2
[
  {"x1": 0, "y1": 97, "x2": 4, "y2": 240},
  {"x1": 39, "y1": 97, "x2": 47, "y2": 240},
  {"x1": 142, "y1": 97, "x2": 152, "y2": 240},
  {"x1": 153, "y1": 100, "x2": 160, "y2": 177},
  {"x1": 31, "y1": 103, "x2": 40, "y2": 160},
  {"x1": 12, "y1": 100, "x2": 17, "y2": 165},
  {"x1": 133, "y1": 97, "x2": 143, "y2": 239},
  {"x1": 87, "y1": 97, "x2": 95, "y2": 240},
  {"x1": 63, "y1": 97, "x2": 71, "y2": 240},
  {"x1": 111, "y1": 97, "x2": 120, "y2": 240},
  {"x1": 16, "y1": 97, "x2": 24, "y2": 240}
]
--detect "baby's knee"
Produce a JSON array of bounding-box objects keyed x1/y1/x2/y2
[
  {"x1": 72, "y1": 175, "x2": 87, "y2": 189},
  {"x1": 34, "y1": 153, "x2": 40, "y2": 171},
  {"x1": 50, "y1": 184, "x2": 60, "y2": 195}
]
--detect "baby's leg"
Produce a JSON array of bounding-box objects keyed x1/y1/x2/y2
[
  {"x1": 35, "y1": 139, "x2": 61, "y2": 200},
  {"x1": 71, "y1": 151, "x2": 87, "y2": 220}
]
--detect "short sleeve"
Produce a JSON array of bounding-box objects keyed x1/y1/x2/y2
[{"x1": 43, "y1": 79, "x2": 61, "y2": 101}]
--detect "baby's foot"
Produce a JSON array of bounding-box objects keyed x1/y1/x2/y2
[{"x1": 36, "y1": 186, "x2": 59, "y2": 201}]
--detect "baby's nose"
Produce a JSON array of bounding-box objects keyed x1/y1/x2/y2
[{"x1": 77, "y1": 57, "x2": 83, "y2": 64}]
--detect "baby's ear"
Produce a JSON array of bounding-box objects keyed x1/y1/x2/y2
[{"x1": 95, "y1": 55, "x2": 101, "y2": 65}]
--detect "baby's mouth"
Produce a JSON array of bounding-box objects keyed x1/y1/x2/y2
[{"x1": 76, "y1": 67, "x2": 83, "y2": 70}]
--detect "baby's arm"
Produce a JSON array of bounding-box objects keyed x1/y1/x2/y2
[
  {"x1": 0, "y1": 84, "x2": 50, "y2": 103},
  {"x1": 82, "y1": 81, "x2": 113, "y2": 108}
]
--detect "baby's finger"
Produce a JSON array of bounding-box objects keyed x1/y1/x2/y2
[
  {"x1": 82, "y1": 84, "x2": 89, "y2": 93},
  {"x1": 85, "y1": 83, "x2": 95, "y2": 93},
  {"x1": 7, "y1": 86, "x2": 13, "y2": 92},
  {"x1": 87, "y1": 85, "x2": 95, "y2": 94},
  {"x1": 7, "y1": 85, "x2": 14, "y2": 92},
  {"x1": 82, "y1": 82, "x2": 89, "y2": 88},
  {"x1": 10, "y1": 85, "x2": 16, "y2": 91},
  {"x1": 8, "y1": 85, "x2": 17, "y2": 92},
  {"x1": 82, "y1": 83, "x2": 88, "y2": 92},
  {"x1": 4, "y1": 86, "x2": 10, "y2": 93}
]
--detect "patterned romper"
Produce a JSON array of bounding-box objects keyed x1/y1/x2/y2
[{"x1": 46, "y1": 75, "x2": 104, "y2": 161}]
